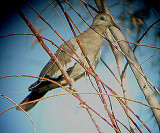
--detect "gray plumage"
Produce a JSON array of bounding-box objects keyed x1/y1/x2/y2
[{"x1": 16, "y1": 13, "x2": 115, "y2": 111}]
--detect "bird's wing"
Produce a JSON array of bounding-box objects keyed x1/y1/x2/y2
[
  {"x1": 29, "y1": 37, "x2": 86, "y2": 92},
  {"x1": 40, "y1": 37, "x2": 83, "y2": 77}
]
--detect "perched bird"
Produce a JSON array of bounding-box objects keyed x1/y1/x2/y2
[{"x1": 17, "y1": 13, "x2": 116, "y2": 111}]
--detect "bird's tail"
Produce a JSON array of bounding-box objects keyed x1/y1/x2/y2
[{"x1": 16, "y1": 90, "x2": 48, "y2": 111}]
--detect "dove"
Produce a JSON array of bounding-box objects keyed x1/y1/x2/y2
[{"x1": 17, "y1": 13, "x2": 116, "y2": 111}]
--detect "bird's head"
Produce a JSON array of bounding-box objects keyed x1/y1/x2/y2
[{"x1": 92, "y1": 13, "x2": 115, "y2": 29}]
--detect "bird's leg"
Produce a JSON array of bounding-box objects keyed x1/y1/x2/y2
[
  {"x1": 61, "y1": 80, "x2": 68, "y2": 86},
  {"x1": 61, "y1": 78, "x2": 75, "y2": 90}
]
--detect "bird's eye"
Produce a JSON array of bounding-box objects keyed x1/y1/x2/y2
[{"x1": 100, "y1": 16, "x2": 105, "y2": 20}]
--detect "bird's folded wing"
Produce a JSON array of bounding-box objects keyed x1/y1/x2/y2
[
  {"x1": 29, "y1": 37, "x2": 87, "y2": 92},
  {"x1": 39, "y1": 37, "x2": 80, "y2": 78}
]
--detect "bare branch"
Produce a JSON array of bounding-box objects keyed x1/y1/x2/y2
[
  {"x1": 109, "y1": 22, "x2": 160, "y2": 128},
  {"x1": 0, "y1": 93, "x2": 36, "y2": 133}
]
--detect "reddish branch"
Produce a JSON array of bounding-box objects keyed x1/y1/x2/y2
[{"x1": 0, "y1": 2, "x2": 155, "y2": 132}]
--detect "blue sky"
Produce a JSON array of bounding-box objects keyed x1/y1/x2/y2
[{"x1": 0, "y1": 0, "x2": 160, "y2": 133}]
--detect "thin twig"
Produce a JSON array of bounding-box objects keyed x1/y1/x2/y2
[
  {"x1": 86, "y1": 108, "x2": 103, "y2": 133},
  {"x1": 17, "y1": 8, "x2": 73, "y2": 87},
  {"x1": 122, "y1": 18, "x2": 160, "y2": 95},
  {"x1": 0, "y1": 93, "x2": 36, "y2": 133},
  {"x1": 56, "y1": 1, "x2": 120, "y2": 132}
]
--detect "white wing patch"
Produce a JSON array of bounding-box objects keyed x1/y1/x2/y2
[
  {"x1": 52, "y1": 70, "x2": 62, "y2": 79},
  {"x1": 51, "y1": 48, "x2": 83, "y2": 79},
  {"x1": 74, "y1": 47, "x2": 82, "y2": 58},
  {"x1": 66, "y1": 47, "x2": 82, "y2": 69}
]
